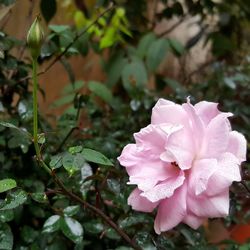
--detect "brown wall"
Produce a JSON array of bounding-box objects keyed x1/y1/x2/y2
[
  {"x1": 3, "y1": 0, "x2": 105, "y2": 118},
  {"x1": 2, "y1": 0, "x2": 210, "y2": 117}
]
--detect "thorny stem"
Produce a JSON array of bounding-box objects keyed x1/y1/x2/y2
[
  {"x1": 32, "y1": 59, "x2": 39, "y2": 152},
  {"x1": 53, "y1": 175, "x2": 142, "y2": 250},
  {"x1": 30, "y1": 40, "x2": 141, "y2": 250},
  {"x1": 32, "y1": 58, "x2": 51, "y2": 175}
]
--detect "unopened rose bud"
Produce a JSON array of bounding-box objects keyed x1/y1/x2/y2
[{"x1": 27, "y1": 15, "x2": 44, "y2": 59}]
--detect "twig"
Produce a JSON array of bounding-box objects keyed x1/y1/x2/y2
[
  {"x1": 53, "y1": 175, "x2": 142, "y2": 250},
  {"x1": 55, "y1": 126, "x2": 79, "y2": 153},
  {"x1": 159, "y1": 15, "x2": 187, "y2": 37},
  {"x1": 37, "y1": 159, "x2": 142, "y2": 249},
  {"x1": 183, "y1": 58, "x2": 216, "y2": 84},
  {"x1": 19, "y1": 4, "x2": 115, "y2": 83},
  {"x1": 240, "y1": 181, "x2": 250, "y2": 194}
]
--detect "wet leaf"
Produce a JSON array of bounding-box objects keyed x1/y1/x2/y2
[
  {"x1": 0, "y1": 210, "x2": 14, "y2": 223},
  {"x1": 60, "y1": 217, "x2": 83, "y2": 244},
  {"x1": 0, "y1": 189, "x2": 27, "y2": 210},
  {"x1": 0, "y1": 179, "x2": 16, "y2": 193},
  {"x1": 49, "y1": 154, "x2": 63, "y2": 169},
  {"x1": 30, "y1": 192, "x2": 48, "y2": 203},
  {"x1": 63, "y1": 205, "x2": 80, "y2": 217},
  {"x1": 81, "y1": 148, "x2": 113, "y2": 166},
  {"x1": 43, "y1": 215, "x2": 61, "y2": 233},
  {"x1": 0, "y1": 223, "x2": 13, "y2": 250},
  {"x1": 83, "y1": 220, "x2": 104, "y2": 234}
]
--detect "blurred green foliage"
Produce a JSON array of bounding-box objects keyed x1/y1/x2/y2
[{"x1": 0, "y1": 0, "x2": 249, "y2": 249}]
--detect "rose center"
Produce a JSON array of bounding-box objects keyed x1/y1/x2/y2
[{"x1": 171, "y1": 161, "x2": 179, "y2": 168}]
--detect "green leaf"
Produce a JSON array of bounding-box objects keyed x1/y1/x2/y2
[
  {"x1": 63, "y1": 81, "x2": 85, "y2": 94},
  {"x1": 106, "y1": 228, "x2": 120, "y2": 240},
  {"x1": 224, "y1": 77, "x2": 236, "y2": 89},
  {"x1": 49, "y1": 25, "x2": 70, "y2": 33},
  {"x1": 80, "y1": 163, "x2": 93, "y2": 198},
  {"x1": 100, "y1": 27, "x2": 116, "y2": 49},
  {"x1": 164, "y1": 78, "x2": 187, "y2": 97},
  {"x1": 63, "y1": 205, "x2": 80, "y2": 217},
  {"x1": 120, "y1": 214, "x2": 152, "y2": 229},
  {"x1": 17, "y1": 99, "x2": 33, "y2": 123},
  {"x1": 60, "y1": 58, "x2": 75, "y2": 84},
  {"x1": 37, "y1": 133, "x2": 46, "y2": 144},
  {"x1": 146, "y1": 38, "x2": 169, "y2": 72},
  {"x1": 40, "y1": 0, "x2": 57, "y2": 23},
  {"x1": 0, "y1": 179, "x2": 16, "y2": 193},
  {"x1": 115, "y1": 247, "x2": 133, "y2": 250},
  {"x1": 168, "y1": 38, "x2": 185, "y2": 56},
  {"x1": 20, "y1": 225, "x2": 38, "y2": 244},
  {"x1": 30, "y1": 192, "x2": 48, "y2": 203},
  {"x1": 73, "y1": 32, "x2": 89, "y2": 56},
  {"x1": 62, "y1": 153, "x2": 85, "y2": 175},
  {"x1": 104, "y1": 52, "x2": 128, "y2": 88},
  {"x1": 121, "y1": 60, "x2": 148, "y2": 92},
  {"x1": 81, "y1": 148, "x2": 113, "y2": 166},
  {"x1": 0, "y1": 121, "x2": 31, "y2": 137},
  {"x1": 60, "y1": 217, "x2": 83, "y2": 244},
  {"x1": 43, "y1": 215, "x2": 61, "y2": 233},
  {"x1": 0, "y1": 210, "x2": 14, "y2": 223},
  {"x1": 0, "y1": 223, "x2": 13, "y2": 250},
  {"x1": 7, "y1": 129, "x2": 32, "y2": 153},
  {"x1": 68, "y1": 145, "x2": 83, "y2": 154},
  {"x1": 239, "y1": 244, "x2": 250, "y2": 250},
  {"x1": 84, "y1": 220, "x2": 104, "y2": 234},
  {"x1": 211, "y1": 33, "x2": 235, "y2": 57},
  {"x1": 107, "y1": 179, "x2": 120, "y2": 193},
  {"x1": 88, "y1": 81, "x2": 113, "y2": 104},
  {"x1": 49, "y1": 154, "x2": 63, "y2": 169},
  {"x1": 0, "y1": 189, "x2": 27, "y2": 210},
  {"x1": 137, "y1": 32, "x2": 157, "y2": 58},
  {"x1": 52, "y1": 94, "x2": 75, "y2": 107}
]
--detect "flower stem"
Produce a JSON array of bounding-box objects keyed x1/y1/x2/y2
[
  {"x1": 32, "y1": 58, "x2": 51, "y2": 175},
  {"x1": 30, "y1": 59, "x2": 141, "y2": 250}
]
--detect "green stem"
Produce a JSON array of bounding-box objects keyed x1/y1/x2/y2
[
  {"x1": 32, "y1": 59, "x2": 38, "y2": 153},
  {"x1": 30, "y1": 59, "x2": 140, "y2": 250},
  {"x1": 32, "y1": 58, "x2": 51, "y2": 175}
]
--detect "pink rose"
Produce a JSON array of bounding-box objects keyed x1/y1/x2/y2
[{"x1": 118, "y1": 98, "x2": 247, "y2": 234}]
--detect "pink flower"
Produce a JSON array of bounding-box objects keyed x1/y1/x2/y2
[{"x1": 117, "y1": 98, "x2": 247, "y2": 234}]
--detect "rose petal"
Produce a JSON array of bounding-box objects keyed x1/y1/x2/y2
[
  {"x1": 153, "y1": 98, "x2": 175, "y2": 108},
  {"x1": 200, "y1": 113, "x2": 233, "y2": 158},
  {"x1": 128, "y1": 161, "x2": 180, "y2": 191},
  {"x1": 161, "y1": 125, "x2": 195, "y2": 170},
  {"x1": 188, "y1": 158, "x2": 217, "y2": 195},
  {"x1": 128, "y1": 188, "x2": 159, "y2": 212},
  {"x1": 117, "y1": 144, "x2": 143, "y2": 168},
  {"x1": 206, "y1": 152, "x2": 241, "y2": 196},
  {"x1": 187, "y1": 190, "x2": 229, "y2": 218},
  {"x1": 227, "y1": 131, "x2": 247, "y2": 162},
  {"x1": 194, "y1": 101, "x2": 220, "y2": 125},
  {"x1": 183, "y1": 212, "x2": 204, "y2": 229},
  {"x1": 141, "y1": 171, "x2": 185, "y2": 202},
  {"x1": 134, "y1": 124, "x2": 168, "y2": 153},
  {"x1": 182, "y1": 100, "x2": 204, "y2": 151},
  {"x1": 154, "y1": 183, "x2": 187, "y2": 234},
  {"x1": 151, "y1": 101, "x2": 187, "y2": 126}
]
